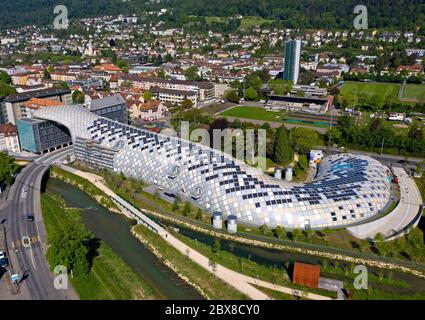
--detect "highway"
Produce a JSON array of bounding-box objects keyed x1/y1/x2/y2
[{"x1": 0, "y1": 147, "x2": 77, "y2": 300}]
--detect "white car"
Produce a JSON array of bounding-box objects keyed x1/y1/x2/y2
[{"x1": 0, "y1": 251, "x2": 5, "y2": 260}]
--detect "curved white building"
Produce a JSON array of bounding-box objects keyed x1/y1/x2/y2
[{"x1": 33, "y1": 105, "x2": 392, "y2": 230}]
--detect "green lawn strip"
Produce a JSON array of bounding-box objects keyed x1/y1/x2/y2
[
  {"x1": 340, "y1": 81, "x2": 400, "y2": 99},
  {"x1": 321, "y1": 264, "x2": 410, "y2": 289},
  {"x1": 351, "y1": 287, "x2": 425, "y2": 300},
  {"x1": 252, "y1": 285, "x2": 303, "y2": 300},
  {"x1": 172, "y1": 231, "x2": 337, "y2": 299},
  {"x1": 40, "y1": 192, "x2": 158, "y2": 300},
  {"x1": 220, "y1": 106, "x2": 284, "y2": 122},
  {"x1": 133, "y1": 224, "x2": 249, "y2": 300},
  {"x1": 415, "y1": 178, "x2": 425, "y2": 202}
]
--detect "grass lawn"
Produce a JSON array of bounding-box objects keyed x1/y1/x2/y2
[
  {"x1": 220, "y1": 106, "x2": 285, "y2": 122},
  {"x1": 205, "y1": 16, "x2": 228, "y2": 24},
  {"x1": 401, "y1": 84, "x2": 425, "y2": 102},
  {"x1": 240, "y1": 16, "x2": 275, "y2": 28},
  {"x1": 341, "y1": 81, "x2": 425, "y2": 104},
  {"x1": 219, "y1": 106, "x2": 330, "y2": 128},
  {"x1": 133, "y1": 225, "x2": 249, "y2": 300},
  {"x1": 41, "y1": 192, "x2": 158, "y2": 300},
  {"x1": 340, "y1": 81, "x2": 400, "y2": 100}
]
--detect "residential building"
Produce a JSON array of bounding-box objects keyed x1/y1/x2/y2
[
  {"x1": 0, "y1": 123, "x2": 20, "y2": 153},
  {"x1": 150, "y1": 87, "x2": 198, "y2": 107},
  {"x1": 130, "y1": 100, "x2": 169, "y2": 121},
  {"x1": 283, "y1": 39, "x2": 301, "y2": 85},
  {"x1": 0, "y1": 88, "x2": 72, "y2": 125}
]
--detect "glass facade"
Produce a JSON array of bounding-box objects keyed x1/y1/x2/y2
[{"x1": 16, "y1": 118, "x2": 71, "y2": 153}]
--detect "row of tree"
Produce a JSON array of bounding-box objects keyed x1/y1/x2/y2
[{"x1": 327, "y1": 115, "x2": 425, "y2": 157}]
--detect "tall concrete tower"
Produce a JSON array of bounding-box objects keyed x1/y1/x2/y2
[{"x1": 283, "y1": 39, "x2": 301, "y2": 85}]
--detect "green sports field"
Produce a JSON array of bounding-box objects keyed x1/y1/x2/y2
[
  {"x1": 401, "y1": 84, "x2": 425, "y2": 102},
  {"x1": 219, "y1": 106, "x2": 331, "y2": 128},
  {"x1": 340, "y1": 81, "x2": 425, "y2": 103},
  {"x1": 220, "y1": 106, "x2": 285, "y2": 122},
  {"x1": 340, "y1": 81, "x2": 400, "y2": 99}
]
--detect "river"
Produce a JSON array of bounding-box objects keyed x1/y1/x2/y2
[{"x1": 46, "y1": 177, "x2": 203, "y2": 300}]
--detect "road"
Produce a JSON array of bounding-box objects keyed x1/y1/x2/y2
[{"x1": 0, "y1": 147, "x2": 77, "y2": 300}]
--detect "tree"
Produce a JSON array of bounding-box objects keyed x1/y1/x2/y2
[
  {"x1": 72, "y1": 90, "x2": 85, "y2": 104},
  {"x1": 195, "y1": 208, "x2": 203, "y2": 220},
  {"x1": 185, "y1": 66, "x2": 200, "y2": 81},
  {"x1": 172, "y1": 198, "x2": 180, "y2": 212},
  {"x1": 273, "y1": 125, "x2": 294, "y2": 164},
  {"x1": 244, "y1": 86, "x2": 259, "y2": 101},
  {"x1": 212, "y1": 239, "x2": 221, "y2": 254},
  {"x1": 269, "y1": 79, "x2": 292, "y2": 95},
  {"x1": 56, "y1": 81, "x2": 70, "y2": 89},
  {"x1": 292, "y1": 229, "x2": 302, "y2": 241},
  {"x1": 0, "y1": 81, "x2": 16, "y2": 98},
  {"x1": 245, "y1": 75, "x2": 263, "y2": 91},
  {"x1": 116, "y1": 59, "x2": 129, "y2": 73},
  {"x1": 181, "y1": 99, "x2": 193, "y2": 109},
  {"x1": 0, "y1": 71, "x2": 11, "y2": 84},
  {"x1": 46, "y1": 223, "x2": 92, "y2": 276},
  {"x1": 225, "y1": 89, "x2": 240, "y2": 103},
  {"x1": 143, "y1": 91, "x2": 153, "y2": 102},
  {"x1": 43, "y1": 68, "x2": 51, "y2": 80},
  {"x1": 359, "y1": 239, "x2": 370, "y2": 253},
  {"x1": 0, "y1": 152, "x2": 19, "y2": 186},
  {"x1": 291, "y1": 127, "x2": 321, "y2": 153},
  {"x1": 182, "y1": 201, "x2": 191, "y2": 216},
  {"x1": 274, "y1": 226, "x2": 286, "y2": 239},
  {"x1": 259, "y1": 224, "x2": 270, "y2": 235},
  {"x1": 157, "y1": 69, "x2": 166, "y2": 78},
  {"x1": 368, "y1": 94, "x2": 384, "y2": 111},
  {"x1": 408, "y1": 123, "x2": 425, "y2": 140}
]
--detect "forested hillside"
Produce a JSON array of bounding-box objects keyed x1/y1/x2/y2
[{"x1": 0, "y1": 0, "x2": 424, "y2": 31}]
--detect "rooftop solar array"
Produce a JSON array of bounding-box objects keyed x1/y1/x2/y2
[{"x1": 33, "y1": 105, "x2": 392, "y2": 230}]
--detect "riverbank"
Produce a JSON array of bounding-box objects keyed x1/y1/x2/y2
[
  {"x1": 132, "y1": 225, "x2": 249, "y2": 300},
  {"x1": 41, "y1": 192, "x2": 158, "y2": 300},
  {"x1": 50, "y1": 166, "x2": 119, "y2": 213},
  {"x1": 53, "y1": 164, "x2": 333, "y2": 300},
  {"x1": 48, "y1": 168, "x2": 240, "y2": 299}
]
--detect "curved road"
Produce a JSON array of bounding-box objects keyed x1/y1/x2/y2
[{"x1": 0, "y1": 148, "x2": 77, "y2": 300}]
